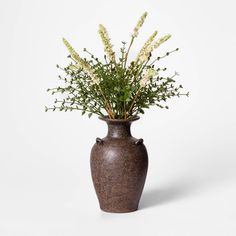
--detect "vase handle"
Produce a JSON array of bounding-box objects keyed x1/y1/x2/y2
[
  {"x1": 96, "y1": 137, "x2": 104, "y2": 145},
  {"x1": 135, "y1": 138, "x2": 143, "y2": 145}
]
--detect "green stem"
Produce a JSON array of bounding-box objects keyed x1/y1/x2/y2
[
  {"x1": 98, "y1": 85, "x2": 114, "y2": 119},
  {"x1": 56, "y1": 100, "x2": 104, "y2": 116},
  {"x1": 127, "y1": 87, "x2": 141, "y2": 116},
  {"x1": 47, "y1": 106, "x2": 101, "y2": 115},
  {"x1": 149, "y1": 48, "x2": 179, "y2": 66},
  {"x1": 124, "y1": 37, "x2": 134, "y2": 68}
]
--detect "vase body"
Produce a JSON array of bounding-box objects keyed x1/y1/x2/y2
[{"x1": 90, "y1": 116, "x2": 148, "y2": 213}]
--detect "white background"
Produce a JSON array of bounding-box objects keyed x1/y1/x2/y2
[{"x1": 1, "y1": 0, "x2": 236, "y2": 235}]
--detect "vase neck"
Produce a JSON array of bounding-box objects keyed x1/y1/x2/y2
[{"x1": 106, "y1": 122, "x2": 132, "y2": 138}]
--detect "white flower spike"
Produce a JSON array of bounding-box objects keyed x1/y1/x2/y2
[
  {"x1": 98, "y1": 24, "x2": 116, "y2": 62},
  {"x1": 132, "y1": 12, "x2": 148, "y2": 38}
]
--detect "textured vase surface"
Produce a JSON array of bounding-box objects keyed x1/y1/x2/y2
[{"x1": 90, "y1": 116, "x2": 148, "y2": 213}]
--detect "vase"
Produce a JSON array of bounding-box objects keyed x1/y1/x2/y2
[{"x1": 90, "y1": 116, "x2": 148, "y2": 213}]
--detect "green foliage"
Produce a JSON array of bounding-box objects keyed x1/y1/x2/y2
[{"x1": 46, "y1": 12, "x2": 189, "y2": 119}]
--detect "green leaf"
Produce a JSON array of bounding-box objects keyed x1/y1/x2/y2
[{"x1": 139, "y1": 108, "x2": 144, "y2": 114}]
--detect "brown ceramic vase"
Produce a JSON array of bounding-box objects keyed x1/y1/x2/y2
[{"x1": 90, "y1": 116, "x2": 148, "y2": 213}]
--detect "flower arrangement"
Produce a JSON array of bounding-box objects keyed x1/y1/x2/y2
[{"x1": 46, "y1": 12, "x2": 188, "y2": 119}]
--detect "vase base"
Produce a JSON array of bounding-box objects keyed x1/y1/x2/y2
[{"x1": 100, "y1": 207, "x2": 138, "y2": 213}]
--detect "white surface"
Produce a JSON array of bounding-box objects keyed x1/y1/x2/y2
[{"x1": 1, "y1": 0, "x2": 236, "y2": 235}]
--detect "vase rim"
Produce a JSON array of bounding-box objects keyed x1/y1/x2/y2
[{"x1": 99, "y1": 115, "x2": 140, "y2": 123}]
